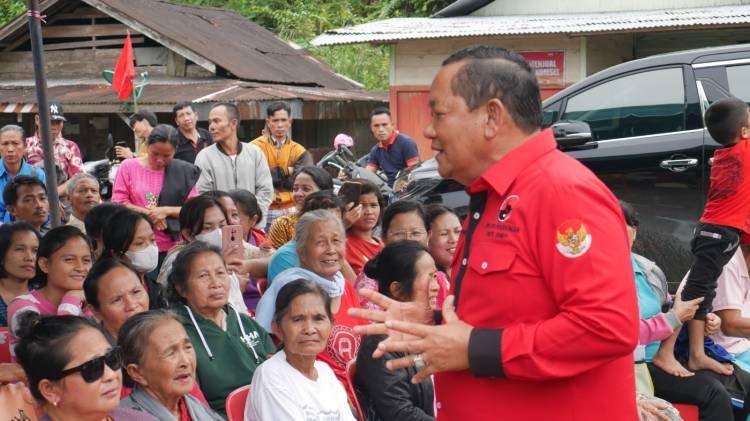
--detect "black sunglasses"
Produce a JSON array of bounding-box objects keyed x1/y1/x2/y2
[{"x1": 57, "y1": 347, "x2": 123, "y2": 383}]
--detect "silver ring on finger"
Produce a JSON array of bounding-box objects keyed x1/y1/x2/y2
[{"x1": 414, "y1": 353, "x2": 427, "y2": 371}]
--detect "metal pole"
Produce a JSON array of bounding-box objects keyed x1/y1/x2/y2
[{"x1": 27, "y1": 0, "x2": 61, "y2": 227}]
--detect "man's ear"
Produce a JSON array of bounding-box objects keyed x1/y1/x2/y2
[
  {"x1": 740, "y1": 126, "x2": 750, "y2": 140},
  {"x1": 6, "y1": 203, "x2": 16, "y2": 218},
  {"x1": 484, "y1": 98, "x2": 505, "y2": 140}
]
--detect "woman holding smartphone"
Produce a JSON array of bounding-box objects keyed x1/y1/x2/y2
[{"x1": 156, "y1": 195, "x2": 247, "y2": 312}]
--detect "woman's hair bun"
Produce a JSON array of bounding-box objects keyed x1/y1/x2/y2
[
  {"x1": 363, "y1": 253, "x2": 383, "y2": 281},
  {"x1": 14, "y1": 311, "x2": 42, "y2": 341}
]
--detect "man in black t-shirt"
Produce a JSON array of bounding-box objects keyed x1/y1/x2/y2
[{"x1": 173, "y1": 101, "x2": 213, "y2": 163}]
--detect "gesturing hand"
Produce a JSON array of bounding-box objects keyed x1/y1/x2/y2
[{"x1": 350, "y1": 293, "x2": 474, "y2": 384}]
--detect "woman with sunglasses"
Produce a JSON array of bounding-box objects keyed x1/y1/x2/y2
[{"x1": 14, "y1": 312, "x2": 156, "y2": 421}]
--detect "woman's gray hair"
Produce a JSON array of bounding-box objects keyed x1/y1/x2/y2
[
  {"x1": 118, "y1": 309, "x2": 185, "y2": 368},
  {"x1": 66, "y1": 172, "x2": 100, "y2": 197},
  {"x1": 295, "y1": 209, "x2": 345, "y2": 254},
  {"x1": 0, "y1": 124, "x2": 24, "y2": 138}
]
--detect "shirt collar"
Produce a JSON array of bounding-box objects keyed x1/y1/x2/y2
[
  {"x1": 631, "y1": 253, "x2": 645, "y2": 276},
  {"x1": 378, "y1": 130, "x2": 399, "y2": 150},
  {"x1": 467, "y1": 128, "x2": 557, "y2": 196},
  {"x1": 0, "y1": 158, "x2": 30, "y2": 178}
]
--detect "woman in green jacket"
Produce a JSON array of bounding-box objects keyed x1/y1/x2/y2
[{"x1": 167, "y1": 241, "x2": 275, "y2": 417}]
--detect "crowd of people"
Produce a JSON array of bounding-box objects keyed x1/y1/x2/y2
[{"x1": 1, "y1": 43, "x2": 750, "y2": 421}]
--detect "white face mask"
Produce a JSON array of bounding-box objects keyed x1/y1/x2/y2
[
  {"x1": 125, "y1": 243, "x2": 159, "y2": 273},
  {"x1": 196, "y1": 228, "x2": 223, "y2": 249}
]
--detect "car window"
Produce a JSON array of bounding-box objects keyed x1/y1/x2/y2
[
  {"x1": 542, "y1": 101, "x2": 561, "y2": 128},
  {"x1": 726, "y1": 64, "x2": 750, "y2": 103},
  {"x1": 560, "y1": 68, "x2": 686, "y2": 141}
]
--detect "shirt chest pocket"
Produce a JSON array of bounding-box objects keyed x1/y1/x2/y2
[{"x1": 468, "y1": 242, "x2": 516, "y2": 275}]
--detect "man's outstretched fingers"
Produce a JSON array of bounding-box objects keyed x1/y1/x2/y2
[
  {"x1": 384, "y1": 319, "x2": 433, "y2": 338},
  {"x1": 411, "y1": 365, "x2": 438, "y2": 384},
  {"x1": 378, "y1": 337, "x2": 427, "y2": 355},
  {"x1": 357, "y1": 288, "x2": 396, "y2": 310},
  {"x1": 385, "y1": 354, "x2": 421, "y2": 371},
  {"x1": 348, "y1": 307, "x2": 388, "y2": 323},
  {"x1": 352, "y1": 323, "x2": 388, "y2": 336}
]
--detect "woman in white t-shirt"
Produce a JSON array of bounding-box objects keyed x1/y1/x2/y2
[{"x1": 245, "y1": 279, "x2": 355, "y2": 421}]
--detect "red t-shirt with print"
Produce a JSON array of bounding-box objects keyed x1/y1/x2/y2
[{"x1": 701, "y1": 139, "x2": 750, "y2": 233}]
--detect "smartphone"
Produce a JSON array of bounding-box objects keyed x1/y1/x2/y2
[
  {"x1": 339, "y1": 181, "x2": 362, "y2": 209},
  {"x1": 221, "y1": 225, "x2": 243, "y2": 255}
]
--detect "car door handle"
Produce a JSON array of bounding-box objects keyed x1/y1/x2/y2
[{"x1": 660, "y1": 158, "x2": 698, "y2": 171}]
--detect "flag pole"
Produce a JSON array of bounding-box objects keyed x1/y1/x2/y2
[{"x1": 27, "y1": 0, "x2": 61, "y2": 227}]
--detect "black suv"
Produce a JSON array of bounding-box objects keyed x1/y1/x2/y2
[{"x1": 397, "y1": 43, "x2": 750, "y2": 288}]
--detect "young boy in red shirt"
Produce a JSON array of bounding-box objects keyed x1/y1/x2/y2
[{"x1": 653, "y1": 97, "x2": 750, "y2": 376}]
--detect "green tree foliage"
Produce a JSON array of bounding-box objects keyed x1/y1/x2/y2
[
  {"x1": 174, "y1": 0, "x2": 452, "y2": 90},
  {"x1": 0, "y1": 0, "x2": 452, "y2": 89}
]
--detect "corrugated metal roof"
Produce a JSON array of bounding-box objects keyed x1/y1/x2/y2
[
  {"x1": 0, "y1": 0, "x2": 359, "y2": 89},
  {"x1": 312, "y1": 5, "x2": 750, "y2": 46},
  {"x1": 0, "y1": 79, "x2": 386, "y2": 117}
]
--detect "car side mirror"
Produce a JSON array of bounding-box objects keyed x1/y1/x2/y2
[{"x1": 552, "y1": 120, "x2": 593, "y2": 149}]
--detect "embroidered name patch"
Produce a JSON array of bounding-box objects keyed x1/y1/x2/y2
[{"x1": 555, "y1": 220, "x2": 592, "y2": 258}]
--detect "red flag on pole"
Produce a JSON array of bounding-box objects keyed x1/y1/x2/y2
[{"x1": 112, "y1": 32, "x2": 135, "y2": 100}]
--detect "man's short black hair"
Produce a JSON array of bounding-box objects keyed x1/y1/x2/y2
[
  {"x1": 369, "y1": 106, "x2": 391, "y2": 122},
  {"x1": 128, "y1": 109, "x2": 157, "y2": 128},
  {"x1": 705, "y1": 97, "x2": 750, "y2": 146},
  {"x1": 172, "y1": 101, "x2": 196, "y2": 118},
  {"x1": 211, "y1": 102, "x2": 240, "y2": 122},
  {"x1": 442, "y1": 45, "x2": 542, "y2": 133},
  {"x1": 266, "y1": 102, "x2": 291, "y2": 119},
  {"x1": 619, "y1": 200, "x2": 639, "y2": 228},
  {"x1": 3, "y1": 175, "x2": 46, "y2": 206}
]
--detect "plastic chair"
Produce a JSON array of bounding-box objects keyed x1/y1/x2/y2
[
  {"x1": 225, "y1": 384, "x2": 250, "y2": 421},
  {"x1": 0, "y1": 327, "x2": 12, "y2": 363},
  {"x1": 345, "y1": 359, "x2": 365, "y2": 421},
  {"x1": 672, "y1": 403, "x2": 699, "y2": 421}
]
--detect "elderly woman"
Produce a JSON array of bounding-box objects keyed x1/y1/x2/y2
[
  {"x1": 246, "y1": 279, "x2": 355, "y2": 421},
  {"x1": 112, "y1": 124, "x2": 200, "y2": 265},
  {"x1": 256, "y1": 209, "x2": 364, "y2": 395},
  {"x1": 14, "y1": 312, "x2": 155, "y2": 420},
  {"x1": 266, "y1": 191, "x2": 347, "y2": 283},
  {"x1": 157, "y1": 194, "x2": 249, "y2": 312},
  {"x1": 118, "y1": 310, "x2": 223, "y2": 420},
  {"x1": 84, "y1": 258, "x2": 149, "y2": 341},
  {"x1": 66, "y1": 172, "x2": 101, "y2": 233},
  {"x1": 168, "y1": 241, "x2": 275, "y2": 417}
]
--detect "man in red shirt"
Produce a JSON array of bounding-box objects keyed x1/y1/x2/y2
[{"x1": 351, "y1": 45, "x2": 639, "y2": 420}]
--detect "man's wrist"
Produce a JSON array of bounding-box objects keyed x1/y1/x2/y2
[{"x1": 468, "y1": 328, "x2": 505, "y2": 378}]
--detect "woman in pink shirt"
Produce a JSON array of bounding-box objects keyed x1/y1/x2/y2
[
  {"x1": 112, "y1": 124, "x2": 200, "y2": 260},
  {"x1": 8, "y1": 226, "x2": 93, "y2": 352}
]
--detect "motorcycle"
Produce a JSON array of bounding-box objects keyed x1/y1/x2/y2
[
  {"x1": 316, "y1": 145, "x2": 394, "y2": 202},
  {"x1": 82, "y1": 134, "x2": 123, "y2": 201}
]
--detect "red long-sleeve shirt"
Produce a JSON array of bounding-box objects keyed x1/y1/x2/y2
[{"x1": 437, "y1": 129, "x2": 639, "y2": 420}]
